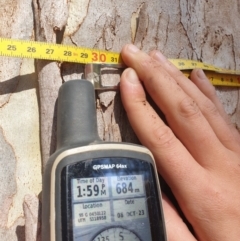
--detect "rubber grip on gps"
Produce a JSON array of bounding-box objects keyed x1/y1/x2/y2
[{"x1": 56, "y1": 79, "x2": 101, "y2": 149}]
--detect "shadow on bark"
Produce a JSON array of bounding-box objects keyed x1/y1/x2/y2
[
  {"x1": 0, "y1": 73, "x2": 37, "y2": 95},
  {"x1": 16, "y1": 225, "x2": 25, "y2": 241}
]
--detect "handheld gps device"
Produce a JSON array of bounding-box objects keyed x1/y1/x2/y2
[{"x1": 42, "y1": 79, "x2": 167, "y2": 241}]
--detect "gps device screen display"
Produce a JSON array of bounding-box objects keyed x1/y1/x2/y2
[
  {"x1": 61, "y1": 157, "x2": 165, "y2": 241},
  {"x1": 72, "y1": 174, "x2": 147, "y2": 227}
]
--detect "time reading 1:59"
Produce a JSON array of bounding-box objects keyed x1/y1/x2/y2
[{"x1": 77, "y1": 184, "x2": 106, "y2": 197}]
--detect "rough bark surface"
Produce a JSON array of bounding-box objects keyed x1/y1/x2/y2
[{"x1": 0, "y1": 0, "x2": 240, "y2": 240}]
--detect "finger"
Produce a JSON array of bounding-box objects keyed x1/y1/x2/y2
[
  {"x1": 162, "y1": 194, "x2": 197, "y2": 241},
  {"x1": 121, "y1": 44, "x2": 226, "y2": 167},
  {"x1": 120, "y1": 67, "x2": 204, "y2": 197},
  {"x1": 190, "y1": 69, "x2": 240, "y2": 144},
  {"x1": 190, "y1": 69, "x2": 229, "y2": 119},
  {"x1": 149, "y1": 50, "x2": 240, "y2": 152}
]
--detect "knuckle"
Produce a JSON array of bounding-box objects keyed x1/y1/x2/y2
[
  {"x1": 178, "y1": 97, "x2": 201, "y2": 119},
  {"x1": 202, "y1": 98, "x2": 219, "y2": 117},
  {"x1": 152, "y1": 125, "x2": 177, "y2": 149},
  {"x1": 141, "y1": 57, "x2": 160, "y2": 68}
]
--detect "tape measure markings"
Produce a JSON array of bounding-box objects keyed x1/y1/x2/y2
[
  {"x1": 0, "y1": 37, "x2": 122, "y2": 64},
  {"x1": 169, "y1": 59, "x2": 240, "y2": 75},
  {"x1": 182, "y1": 71, "x2": 240, "y2": 87},
  {"x1": 1, "y1": 37, "x2": 240, "y2": 87}
]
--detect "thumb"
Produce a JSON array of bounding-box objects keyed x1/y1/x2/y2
[{"x1": 162, "y1": 194, "x2": 197, "y2": 241}]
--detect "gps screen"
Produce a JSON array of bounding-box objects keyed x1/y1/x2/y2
[{"x1": 61, "y1": 157, "x2": 165, "y2": 241}]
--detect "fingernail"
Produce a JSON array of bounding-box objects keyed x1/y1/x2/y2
[
  {"x1": 127, "y1": 44, "x2": 139, "y2": 53},
  {"x1": 125, "y1": 68, "x2": 140, "y2": 85},
  {"x1": 153, "y1": 51, "x2": 167, "y2": 62},
  {"x1": 196, "y1": 69, "x2": 206, "y2": 79}
]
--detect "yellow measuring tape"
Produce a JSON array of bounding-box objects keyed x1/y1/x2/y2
[{"x1": 1, "y1": 37, "x2": 240, "y2": 87}]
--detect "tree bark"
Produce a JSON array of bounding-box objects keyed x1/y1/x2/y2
[{"x1": 0, "y1": 0, "x2": 240, "y2": 240}]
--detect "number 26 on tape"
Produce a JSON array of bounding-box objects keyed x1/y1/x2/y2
[{"x1": 92, "y1": 52, "x2": 106, "y2": 62}]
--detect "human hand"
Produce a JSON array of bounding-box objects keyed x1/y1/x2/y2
[{"x1": 120, "y1": 44, "x2": 240, "y2": 241}]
